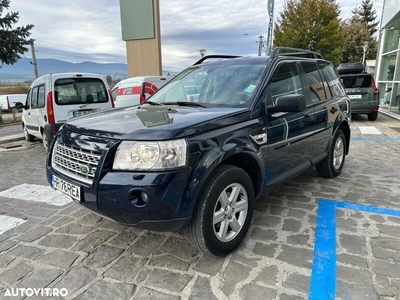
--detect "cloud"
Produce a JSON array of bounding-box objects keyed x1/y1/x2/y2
[{"x1": 6, "y1": 0, "x2": 384, "y2": 75}]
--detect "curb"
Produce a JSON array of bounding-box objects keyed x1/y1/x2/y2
[
  {"x1": 0, "y1": 134, "x2": 25, "y2": 144},
  {"x1": 379, "y1": 109, "x2": 400, "y2": 121}
]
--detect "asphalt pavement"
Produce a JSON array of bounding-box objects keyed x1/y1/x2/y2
[
  {"x1": 0, "y1": 113, "x2": 400, "y2": 299},
  {"x1": 0, "y1": 124, "x2": 23, "y2": 139}
]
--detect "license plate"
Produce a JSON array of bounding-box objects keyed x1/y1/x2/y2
[
  {"x1": 73, "y1": 110, "x2": 93, "y2": 117},
  {"x1": 51, "y1": 174, "x2": 81, "y2": 202},
  {"x1": 348, "y1": 95, "x2": 362, "y2": 99}
]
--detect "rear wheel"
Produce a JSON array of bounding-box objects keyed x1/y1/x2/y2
[
  {"x1": 23, "y1": 125, "x2": 35, "y2": 142},
  {"x1": 316, "y1": 129, "x2": 346, "y2": 178},
  {"x1": 42, "y1": 132, "x2": 49, "y2": 153},
  {"x1": 368, "y1": 112, "x2": 378, "y2": 121},
  {"x1": 184, "y1": 165, "x2": 254, "y2": 256}
]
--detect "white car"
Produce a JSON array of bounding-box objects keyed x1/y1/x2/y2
[
  {"x1": 22, "y1": 72, "x2": 114, "y2": 152},
  {"x1": 111, "y1": 76, "x2": 172, "y2": 108}
]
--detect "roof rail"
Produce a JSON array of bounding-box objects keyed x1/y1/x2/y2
[
  {"x1": 193, "y1": 55, "x2": 242, "y2": 66},
  {"x1": 270, "y1": 47, "x2": 324, "y2": 59}
]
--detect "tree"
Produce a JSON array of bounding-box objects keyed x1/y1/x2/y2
[
  {"x1": 274, "y1": 0, "x2": 344, "y2": 66},
  {"x1": 351, "y1": 0, "x2": 379, "y2": 36},
  {"x1": 0, "y1": 0, "x2": 34, "y2": 66},
  {"x1": 341, "y1": 20, "x2": 377, "y2": 63},
  {"x1": 106, "y1": 75, "x2": 112, "y2": 85}
]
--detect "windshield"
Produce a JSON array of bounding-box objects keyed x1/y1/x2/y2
[
  {"x1": 148, "y1": 62, "x2": 266, "y2": 107},
  {"x1": 54, "y1": 78, "x2": 109, "y2": 105}
]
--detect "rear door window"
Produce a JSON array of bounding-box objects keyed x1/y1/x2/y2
[
  {"x1": 54, "y1": 78, "x2": 108, "y2": 105},
  {"x1": 341, "y1": 75, "x2": 372, "y2": 88}
]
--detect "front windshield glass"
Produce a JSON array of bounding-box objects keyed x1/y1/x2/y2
[{"x1": 148, "y1": 61, "x2": 266, "y2": 107}]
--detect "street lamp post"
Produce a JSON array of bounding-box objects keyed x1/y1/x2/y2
[
  {"x1": 362, "y1": 41, "x2": 369, "y2": 67},
  {"x1": 199, "y1": 49, "x2": 206, "y2": 58}
]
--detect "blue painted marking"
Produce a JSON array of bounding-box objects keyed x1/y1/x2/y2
[
  {"x1": 351, "y1": 137, "x2": 400, "y2": 141},
  {"x1": 309, "y1": 199, "x2": 400, "y2": 300}
]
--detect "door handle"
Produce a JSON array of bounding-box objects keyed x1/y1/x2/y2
[
  {"x1": 330, "y1": 106, "x2": 338, "y2": 114},
  {"x1": 304, "y1": 115, "x2": 314, "y2": 124}
]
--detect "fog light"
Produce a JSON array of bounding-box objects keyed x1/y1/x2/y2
[{"x1": 141, "y1": 191, "x2": 149, "y2": 203}]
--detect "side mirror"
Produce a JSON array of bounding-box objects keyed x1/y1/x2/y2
[{"x1": 268, "y1": 94, "x2": 306, "y2": 113}]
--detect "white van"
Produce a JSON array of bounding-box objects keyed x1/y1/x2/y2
[
  {"x1": 111, "y1": 76, "x2": 172, "y2": 108},
  {"x1": 22, "y1": 73, "x2": 114, "y2": 152},
  {"x1": 0, "y1": 94, "x2": 27, "y2": 112}
]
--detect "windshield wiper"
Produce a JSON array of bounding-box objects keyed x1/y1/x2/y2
[
  {"x1": 143, "y1": 101, "x2": 164, "y2": 106},
  {"x1": 165, "y1": 101, "x2": 207, "y2": 108},
  {"x1": 79, "y1": 103, "x2": 93, "y2": 109}
]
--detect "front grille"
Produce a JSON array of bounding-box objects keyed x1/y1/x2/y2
[{"x1": 52, "y1": 141, "x2": 102, "y2": 185}]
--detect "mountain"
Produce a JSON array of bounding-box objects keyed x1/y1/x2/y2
[{"x1": 0, "y1": 58, "x2": 128, "y2": 81}]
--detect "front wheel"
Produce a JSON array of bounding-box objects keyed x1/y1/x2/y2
[
  {"x1": 316, "y1": 129, "x2": 346, "y2": 178},
  {"x1": 184, "y1": 165, "x2": 254, "y2": 256},
  {"x1": 23, "y1": 125, "x2": 35, "y2": 142}
]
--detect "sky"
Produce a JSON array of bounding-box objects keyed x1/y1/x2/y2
[{"x1": 6, "y1": 0, "x2": 384, "y2": 74}]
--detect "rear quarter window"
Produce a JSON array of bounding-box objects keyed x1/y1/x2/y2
[
  {"x1": 319, "y1": 63, "x2": 346, "y2": 97},
  {"x1": 54, "y1": 78, "x2": 108, "y2": 105}
]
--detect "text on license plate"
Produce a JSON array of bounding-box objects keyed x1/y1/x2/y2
[
  {"x1": 73, "y1": 110, "x2": 93, "y2": 117},
  {"x1": 348, "y1": 95, "x2": 362, "y2": 99},
  {"x1": 51, "y1": 174, "x2": 81, "y2": 201}
]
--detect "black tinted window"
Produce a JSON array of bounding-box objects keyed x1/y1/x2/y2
[
  {"x1": 267, "y1": 63, "x2": 302, "y2": 106},
  {"x1": 341, "y1": 76, "x2": 372, "y2": 88},
  {"x1": 54, "y1": 78, "x2": 108, "y2": 105}
]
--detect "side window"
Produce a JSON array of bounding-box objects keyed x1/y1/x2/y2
[
  {"x1": 266, "y1": 62, "x2": 303, "y2": 107},
  {"x1": 319, "y1": 62, "x2": 346, "y2": 97},
  {"x1": 301, "y1": 62, "x2": 328, "y2": 103},
  {"x1": 26, "y1": 89, "x2": 32, "y2": 109},
  {"x1": 37, "y1": 85, "x2": 45, "y2": 107},
  {"x1": 31, "y1": 87, "x2": 39, "y2": 108}
]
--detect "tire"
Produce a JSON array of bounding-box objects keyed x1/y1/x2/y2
[
  {"x1": 42, "y1": 132, "x2": 49, "y2": 153},
  {"x1": 316, "y1": 129, "x2": 346, "y2": 178},
  {"x1": 368, "y1": 112, "x2": 378, "y2": 121},
  {"x1": 184, "y1": 164, "x2": 254, "y2": 256},
  {"x1": 23, "y1": 125, "x2": 35, "y2": 142},
  {"x1": 11, "y1": 107, "x2": 18, "y2": 114}
]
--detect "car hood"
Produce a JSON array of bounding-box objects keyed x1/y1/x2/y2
[{"x1": 63, "y1": 105, "x2": 251, "y2": 140}]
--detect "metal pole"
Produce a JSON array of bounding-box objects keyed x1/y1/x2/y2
[
  {"x1": 30, "y1": 41, "x2": 39, "y2": 79},
  {"x1": 266, "y1": 0, "x2": 275, "y2": 55}
]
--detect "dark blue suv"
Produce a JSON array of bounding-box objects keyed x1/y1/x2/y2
[{"x1": 47, "y1": 48, "x2": 351, "y2": 256}]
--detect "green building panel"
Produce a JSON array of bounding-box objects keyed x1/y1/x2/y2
[{"x1": 120, "y1": 0, "x2": 155, "y2": 40}]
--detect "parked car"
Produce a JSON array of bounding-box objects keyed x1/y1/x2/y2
[
  {"x1": 111, "y1": 76, "x2": 172, "y2": 108},
  {"x1": 22, "y1": 73, "x2": 114, "y2": 152},
  {"x1": 0, "y1": 94, "x2": 27, "y2": 113},
  {"x1": 47, "y1": 48, "x2": 351, "y2": 256},
  {"x1": 337, "y1": 62, "x2": 379, "y2": 121}
]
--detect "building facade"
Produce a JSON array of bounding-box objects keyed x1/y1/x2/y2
[{"x1": 375, "y1": 0, "x2": 400, "y2": 115}]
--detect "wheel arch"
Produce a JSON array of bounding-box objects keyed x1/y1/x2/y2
[
  {"x1": 221, "y1": 153, "x2": 264, "y2": 199},
  {"x1": 336, "y1": 121, "x2": 350, "y2": 155},
  {"x1": 187, "y1": 148, "x2": 264, "y2": 213}
]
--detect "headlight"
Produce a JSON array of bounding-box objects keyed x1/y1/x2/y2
[{"x1": 113, "y1": 139, "x2": 187, "y2": 171}]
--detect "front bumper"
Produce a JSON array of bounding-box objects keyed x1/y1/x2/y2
[
  {"x1": 47, "y1": 166, "x2": 192, "y2": 231},
  {"x1": 351, "y1": 105, "x2": 379, "y2": 114},
  {"x1": 46, "y1": 133, "x2": 194, "y2": 232}
]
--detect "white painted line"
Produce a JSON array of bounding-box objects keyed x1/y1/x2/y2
[
  {"x1": 0, "y1": 215, "x2": 26, "y2": 235},
  {"x1": 0, "y1": 184, "x2": 73, "y2": 206},
  {"x1": 358, "y1": 126, "x2": 382, "y2": 135}
]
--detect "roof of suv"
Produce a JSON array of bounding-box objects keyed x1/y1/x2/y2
[{"x1": 192, "y1": 47, "x2": 327, "y2": 67}]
